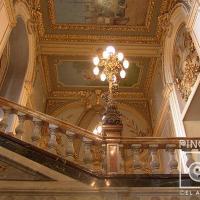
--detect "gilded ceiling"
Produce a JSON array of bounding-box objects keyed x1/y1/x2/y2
[
  {"x1": 42, "y1": 55, "x2": 156, "y2": 95},
  {"x1": 36, "y1": 0, "x2": 167, "y2": 103},
  {"x1": 38, "y1": 0, "x2": 171, "y2": 43}
]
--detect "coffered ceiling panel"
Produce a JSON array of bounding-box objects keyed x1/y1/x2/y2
[
  {"x1": 52, "y1": 0, "x2": 149, "y2": 25},
  {"x1": 35, "y1": 0, "x2": 165, "y2": 101},
  {"x1": 56, "y1": 59, "x2": 141, "y2": 88},
  {"x1": 42, "y1": 55, "x2": 157, "y2": 98},
  {"x1": 38, "y1": 0, "x2": 171, "y2": 43}
]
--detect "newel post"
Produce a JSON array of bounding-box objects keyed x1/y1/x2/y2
[{"x1": 102, "y1": 115, "x2": 123, "y2": 173}]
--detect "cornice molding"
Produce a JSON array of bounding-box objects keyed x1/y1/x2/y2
[{"x1": 49, "y1": 90, "x2": 146, "y2": 101}]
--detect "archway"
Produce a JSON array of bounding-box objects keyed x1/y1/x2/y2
[{"x1": 0, "y1": 17, "x2": 29, "y2": 102}]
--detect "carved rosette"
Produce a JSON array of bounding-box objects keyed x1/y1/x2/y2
[{"x1": 173, "y1": 26, "x2": 200, "y2": 101}]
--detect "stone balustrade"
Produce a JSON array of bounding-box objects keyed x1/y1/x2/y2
[{"x1": 0, "y1": 97, "x2": 199, "y2": 175}]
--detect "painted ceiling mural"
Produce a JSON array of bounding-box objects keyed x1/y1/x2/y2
[
  {"x1": 56, "y1": 60, "x2": 141, "y2": 88},
  {"x1": 53, "y1": 0, "x2": 148, "y2": 26},
  {"x1": 42, "y1": 55, "x2": 154, "y2": 93},
  {"x1": 37, "y1": 0, "x2": 171, "y2": 43}
]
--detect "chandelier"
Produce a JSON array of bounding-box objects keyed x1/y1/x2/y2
[
  {"x1": 92, "y1": 46, "x2": 129, "y2": 93},
  {"x1": 92, "y1": 46, "x2": 129, "y2": 137}
]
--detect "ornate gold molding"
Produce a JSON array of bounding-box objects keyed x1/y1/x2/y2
[
  {"x1": 144, "y1": 57, "x2": 158, "y2": 96},
  {"x1": 33, "y1": 0, "x2": 171, "y2": 44},
  {"x1": 16, "y1": 0, "x2": 44, "y2": 36},
  {"x1": 41, "y1": 55, "x2": 152, "y2": 97},
  {"x1": 41, "y1": 55, "x2": 52, "y2": 94},
  {"x1": 47, "y1": 0, "x2": 154, "y2": 32},
  {"x1": 49, "y1": 90, "x2": 145, "y2": 100},
  {"x1": 174, "y1": 29, "x2": 200, "y2": 101}
]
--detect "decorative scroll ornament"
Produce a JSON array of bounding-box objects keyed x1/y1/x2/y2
[
  {"x1": 173, "y1": 25, "x2": 200, "y2": 101},
  {"x1": 175, "y1": 33, "x2": 200, "y2": 101},
  {"x1": 17, "y1": 0, "x2": 44, "y2": 36},
  {"x1": 80, "y1": 90, "x2": 102, "y2": 109}
]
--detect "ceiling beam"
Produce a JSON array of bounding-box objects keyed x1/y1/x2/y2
[{"x1": 39, "y1": 42, "x2": 161, "y2": 57}]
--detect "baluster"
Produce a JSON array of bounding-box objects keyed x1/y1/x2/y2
[
  {"x1": 166, "y1": 144, "x2": 179, "y2": 174},
  {"x1": 31, "y1": 118, "x2": 42, "y2": 145},
  {"x1": 48, "y1": 124, "x2": 58, "y2": 153},
  {"x1": 119, "y1": 144, "x2": 125, "y2": 173},
  {"x1": 83, "y1": 137, "x2": 93, "y2": 168},
  {"x1": 132, "y1": 144, "x2": 142, "y2": 174},
  {"x1": 65, "y1": 131, "x2": 75, "y2": 161},
  {"x1": 149, "y1": 144, "x2": 160, "y2": 174},
  {"x1": 15, "y1": 113, "x2": 26, "y2": 139},
  {"x1": 186, "y1": 151, "x2": 195, "y2": 168},
  {"x1": 0, "y1": 108, "x2": 10, "y2": 132}
]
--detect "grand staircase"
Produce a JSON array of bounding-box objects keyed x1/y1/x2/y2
[{"x1": 0, "y1": 97, "x2": 199, "y2": 199}]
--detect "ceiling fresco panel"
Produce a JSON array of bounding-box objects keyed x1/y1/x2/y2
[
  {"x1": 56, "y1": 60, "x2": 141, "y2": 88},
  {"x1": 41, "y1": 55, "x2": 154, "y2": 95},
  {"x1": 53, "y1": 0, "x2": 150, "y2": 26},
  {"x1": 37, "y1": 0, "x2": 171, "y2": 43}
]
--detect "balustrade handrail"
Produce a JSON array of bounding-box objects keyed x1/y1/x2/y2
[
  {"x1": 0, "y1": 96, "x2": 199, "y2": 145},
  {"x1": 0, "y1": 97, "x2": 101, "y2": 142},
  {"x1": 104, "y1": 136, "x2": 200, "y2": 148},
  {"x1": 1, "y1": 96, "x2": 200, "y2": 176}
]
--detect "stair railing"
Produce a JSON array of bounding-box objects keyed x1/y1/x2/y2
[{"x1": 0, "y1": 97, "x2": 199, "y2": 175}]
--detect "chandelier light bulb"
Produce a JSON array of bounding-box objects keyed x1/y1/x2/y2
[
  {"x1": 106, "y1": 46, "x2": 115, "y2": 55},
  {"x1": 123, "y1": 60, "x2": 129, "y2": 69},
  {"x1": 93, "y1": 66, "x2": 99, "y2": 75},
  {"x1": 117, "y1": 52, "x2": 124, "y2": 61},
  {"x1": 120, "y1": 70, "x2": 126, "y2": 78},
  {"x1": 100, "y1": 73, "x2": 106, "y2": 81},
  {"x1": 93, "y1": 56, "x2": 100, "y2": 65},
  {"x1": 103, "y1": 50, "x2": 109, "y2": 59},
  {"x1": 112, "y1": 75, "x2": 117, "y2": 83}
]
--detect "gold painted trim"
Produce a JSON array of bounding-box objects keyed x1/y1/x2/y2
[
  {"x1": 144, "y1": 57, "x2": 158, "y2": 96},
  {"x1": 48, "y1": 0, "x2": 155, "y2": 32},
  {"x1": 35, "y1": 0, "x2": 171, "y2": 44},
  {"x1": 53, "y1": 58, "x2": 144, "y2": 90}
]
